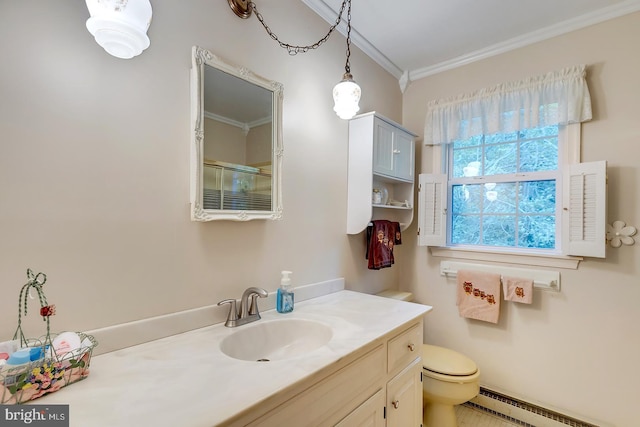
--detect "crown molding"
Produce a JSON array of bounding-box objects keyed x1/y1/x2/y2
[
  {"x1": 301, "y1": 0, "x2": 404, "y2": 80},
  {"x1": 204, "y1": 111, "x2": 271, "y2": 130},
  {"x1": 409, "y1": 0, "x2": 640, "y2": 81},
  {"x1": 302, "y1": 0, "x2": 640, "y2": 91}
]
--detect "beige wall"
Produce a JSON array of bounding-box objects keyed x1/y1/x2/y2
[
  {"x1": 0, "y1": 2, "x2": 404, "y2": 341},
  {"x1": 402, "y1": 12, "x2": 640, "y2": 426},
  {"x1": 204, "y1": 120, "x2": 272, "y2": 166},
  {"x1": 204, "y1": 118, "x2": 246, "y2": 164},
  {"x1": 246, "y1": 122, "x2": 272, "y2": 166},
  {"x1": 4, "y1": 2, "x2": 635, "y2": 425}
]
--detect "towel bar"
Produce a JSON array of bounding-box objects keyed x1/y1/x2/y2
[
  {"x1": 367, "y1": 221, "x2": 408, "y2": 228},
  {"x1": 439, "y1": 261, "x2": 561, "y2": 292}
]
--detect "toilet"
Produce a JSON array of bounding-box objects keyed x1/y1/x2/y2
[
  {"x1": 422, "y1": 344, "x2": 480, "y2": 427},
  {"x1": 376, "y1": 290, "x2": 480, "y2": 427}
]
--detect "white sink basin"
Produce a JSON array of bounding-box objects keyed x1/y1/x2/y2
[{"x1": 219, "y1": 318, "x2": 333, "y2": 362}]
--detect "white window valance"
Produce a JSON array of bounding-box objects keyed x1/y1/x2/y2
[{"x1": 424, "y1": 65, "x2": 592, "y2": 145}]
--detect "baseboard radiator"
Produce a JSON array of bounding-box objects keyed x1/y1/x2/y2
[{"x1": 464, "y1": 387, "x2": 601, "y2": 427}]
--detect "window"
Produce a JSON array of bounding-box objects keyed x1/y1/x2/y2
[
  {"x1": 449, "y1": 121, "x2": 560, "y2": 251},
  {"x1": 418, "y1": 65, "x2": 606, "y2": 264}
]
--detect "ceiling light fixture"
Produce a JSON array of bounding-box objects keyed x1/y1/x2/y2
[
  {"x1": 228, "y1": 0, "x2": 361, "y2": 120},
  {"x1": 85, "y1": 0, "x2": 152, "y2": 59}
]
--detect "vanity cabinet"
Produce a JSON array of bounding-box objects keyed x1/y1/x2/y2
[
  {"x1": 347, "y1": 112, "x2": 417, "y2": 234},
  {"x1": 227, "y1": 319, "x2": 424, "y2": 427},
  {"x1": 385, "y1": 322, "x2": 423, "y2": 426}
]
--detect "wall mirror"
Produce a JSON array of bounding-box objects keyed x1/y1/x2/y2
[{"x1": 190, "y1": 46, "x2": 283, "y2": 221}]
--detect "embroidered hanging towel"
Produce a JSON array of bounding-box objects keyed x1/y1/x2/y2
[
  {"x1": 366, "y1": 220, "x2": 401, "y2": 270},
  {"x1": 502, "y1": 276, "x2": 533, "y2": 304},
  {"x1": 456, "y1": 269, "x2": 501, "y2": 324}
]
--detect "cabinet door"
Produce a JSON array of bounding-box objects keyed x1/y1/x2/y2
[
  {"x1": 392, "y1": 132, "x2": 414, "y2": 182},
  {"x1": 373, "y1": 119, "x2": 395, "y2": 177},
  {"x1": 335, "y1": 389, "x2": 385, "y2": 427},
  {"x1": 386, "y1": 358, "x2": 423, "y2": 427},
  {"x1": 373, "y1": 118, "x2": 415, "y2": 182}
]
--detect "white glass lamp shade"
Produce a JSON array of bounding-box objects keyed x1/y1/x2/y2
[
  {"x1": 85, "y1": 0, "x2": 152, "y2": 59},
  {"x1": 333, "y1": 74, "x2": 361, "y2": 120}
]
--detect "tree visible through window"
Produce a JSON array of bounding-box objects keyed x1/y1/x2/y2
[{"x1": 449, "y1": 123, "x2": 559, "y2": 249}]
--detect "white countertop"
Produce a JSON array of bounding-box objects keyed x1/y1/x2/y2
[{"x1": 36, "y1": 290, "x2": 432, "y2": 427}]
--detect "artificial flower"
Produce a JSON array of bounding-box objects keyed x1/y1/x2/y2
[
  {"x1": 39, "y1": 305, "x2": 56, "y2": 317},
  {"x1": 606, "y1": 221, "x2": 637, "y2": 248}
]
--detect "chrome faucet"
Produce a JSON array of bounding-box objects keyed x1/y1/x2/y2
[{"x1": 217, "y1": 287, "x2": 268, "y2": 327}]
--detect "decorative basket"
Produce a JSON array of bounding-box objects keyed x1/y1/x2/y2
[{"x1": 0, "y1": 269, "x2": 98, "y2": 404}]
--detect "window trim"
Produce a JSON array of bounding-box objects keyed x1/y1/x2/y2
[{"x1": 429, "y1": 247, "x2": 581, "y2": 269}]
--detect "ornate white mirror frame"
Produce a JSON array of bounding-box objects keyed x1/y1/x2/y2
[{"x1": 190, "y1": 46, "x2": 283, "y2": 221}]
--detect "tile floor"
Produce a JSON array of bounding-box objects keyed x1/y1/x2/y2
[{"x1": 455, "y1": 403, "x2": 522, "y2": 427}]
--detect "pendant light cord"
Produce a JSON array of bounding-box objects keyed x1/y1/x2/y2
[{"x1": 249, "y1": 0, "x2": 351, "y2": 56}]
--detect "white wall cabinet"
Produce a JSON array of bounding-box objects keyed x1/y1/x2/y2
[
  {"x1": 372, "y1": 118, "x2": 415, "y2": 182},
  {"x1": 347, "y1": 112, "x2": 417, "y2": 234},
  {"x1": 227, "y1": 319, "x2": 424, "y2": 427}
]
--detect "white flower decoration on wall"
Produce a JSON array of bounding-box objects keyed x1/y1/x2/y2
[{"x1": 606, "y1": 220, "x2": 637, "y2": 248}]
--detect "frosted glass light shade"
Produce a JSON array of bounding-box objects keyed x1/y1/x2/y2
[
  {"x1": 85, "y1": 0, "x2": 152, "y2": 59},
  {"x1": 333, "y1": 75, "x2": 361, "y2": 120}
]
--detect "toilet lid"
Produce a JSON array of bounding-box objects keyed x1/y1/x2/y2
[{"x1": 422, "y1": 344, "x2": 477, "y2": 376}]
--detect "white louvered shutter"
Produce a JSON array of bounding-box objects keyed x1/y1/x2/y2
[
  {"x1": 418, "y1": 174, "x2": 447, "y2": 246},
  {"x1": 563, "y1": 160, "x2": 607, "y2": 257}
]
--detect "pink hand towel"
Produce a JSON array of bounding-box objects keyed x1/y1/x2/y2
[
  {"x1": 456, "y1": 269, "x2": 501, "y2": 324},
  {"x1": 502, "y1": 276, "x2": 533, "y2": 304}
]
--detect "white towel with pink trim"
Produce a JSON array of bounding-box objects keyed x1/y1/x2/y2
[
  {"x1": 502, "y1": 276, "x2": 533, "y2": 304},
  {"x1": 456, "y1": 269, "x2": 501, "y2": 324}
]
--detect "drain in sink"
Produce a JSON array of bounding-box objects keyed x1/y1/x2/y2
[{"x1": 256, "y1": 358, "x2": 270, "y2": 362}]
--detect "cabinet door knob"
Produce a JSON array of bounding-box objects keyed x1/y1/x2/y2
[
  {"x1": 407, "y1": 343, "x2": 415, "y2": 351},
  {"x1": 393, "y1": 149, "x2": 401, "y2": 154},
  {"x1": 392, "y1": 400, "x2": 400, "y2": 409}
]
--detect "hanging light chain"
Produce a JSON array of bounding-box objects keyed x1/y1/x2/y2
[
  {"x1": 344, "y1": 0, "x2": 352, "y2": 74},
  {"x1": 249, "y1": 0, "x2": 350, "y2": 56}
]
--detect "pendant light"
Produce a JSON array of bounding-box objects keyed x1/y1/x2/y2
[
  {"x1": 85, "y1": 0, "x2": 153, "y2": 59},
  {"x1": 332, "y1": 0, "x2": 360, "y2": 119}
]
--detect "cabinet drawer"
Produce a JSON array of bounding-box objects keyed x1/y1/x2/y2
[{"x1": 387, "y1": 323, "x2": 422, "y2": 374}]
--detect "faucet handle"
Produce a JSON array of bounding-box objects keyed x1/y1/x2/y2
[{"x1": 217, "y1": 299, "x2": 239, "y2": 326}]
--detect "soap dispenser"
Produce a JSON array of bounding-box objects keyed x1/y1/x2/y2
[{"x1": 276, "y1": 270, "x2": 294, "y2": 313}]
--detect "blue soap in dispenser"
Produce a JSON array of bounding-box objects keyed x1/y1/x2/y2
[{"x1": 276, "y1": 270, "x2": 294, "y2": 313}]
